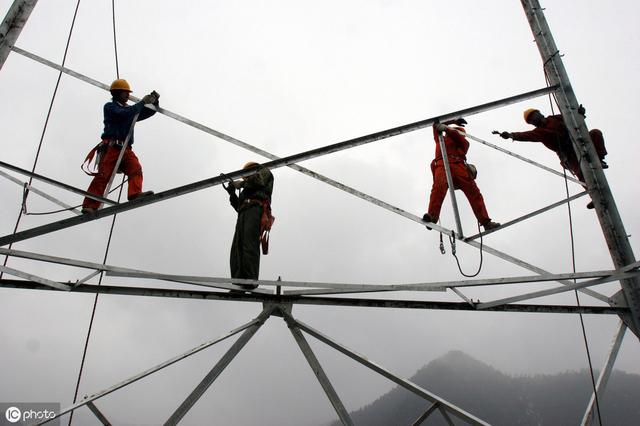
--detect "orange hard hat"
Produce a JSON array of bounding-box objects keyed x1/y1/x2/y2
[
  {"x1": 110, "y1": 79, "x2": 132, "y2": 92},
  {"x1": 523, "y1": 108, "x2": 540, "y2": 123}
]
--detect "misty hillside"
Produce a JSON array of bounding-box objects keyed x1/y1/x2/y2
[{"x1": 330, "y1": 351, "x2": 640, "y2": 425}]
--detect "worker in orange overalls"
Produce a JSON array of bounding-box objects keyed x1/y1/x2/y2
[
  {"x1": 499, "y1": 109, "x2": 608, "y2": 181},
  {"x1": 423, "y1": 119, "x2": 500, "y2": 231},
  {"x1": 499, "y1": 108, "x2": 608, "y2": 208},
  {"x1": 81, "y1": 79, "x2": 159, "y2": 214}
]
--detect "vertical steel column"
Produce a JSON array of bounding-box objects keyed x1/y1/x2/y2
[
  {"x1": 580, "y1": 321, "x2": 627, "y2": 426},
  {"x1": 437, "y1": 130, "x2": 464, "y2": 237},
  {"x1": 0, "y1": 0, "x2": 38, "y2": 70},
  {"x1": 520, "y1": 0, "x2": 640, "y2": 337},
  {"x1": 164, "y1": 307, "x2": 273, "y2": 425},
  {"x1": 285, "y1": 315, "x2": 354, "y2": 426}
]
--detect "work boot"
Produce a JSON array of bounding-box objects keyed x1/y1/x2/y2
[
  {"x1": 240, "y1": 284, "x2": 258, "y2": 290},
  {"x1": 586, "y1": 201, "x2": 595, "y2": 209},
  {"x1": 601, "y1": 160, "x2": 609, "y2": 169},
  {"x1": 129, "y1": 190, "x2": 154, "y2": 201},
  {"x1": 482, "y1": 220, "x2": 501, "y2": 231},
  {"x1": 422, "y1": 213, "x2": 435, "y2": 230},
  {"x1": 81, "y1": 207, "x2": 97, "y2": 215}
]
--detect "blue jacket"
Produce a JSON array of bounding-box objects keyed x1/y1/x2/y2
[{"x1": 101, "y1": 100, "x2": 156, "y2": 146}]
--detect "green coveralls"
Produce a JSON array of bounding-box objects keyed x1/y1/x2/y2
[{"x1": 228, "y1": 166, "x2": 274, "y2": 281}]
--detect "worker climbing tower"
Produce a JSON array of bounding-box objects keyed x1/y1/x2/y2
[{"x1": 0, "y1": 1, "x2": 638, "y2": 425}]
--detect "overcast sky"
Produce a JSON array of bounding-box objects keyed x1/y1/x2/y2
[{"x1": 1, "y1": 1, "x2": 639, "y2": 425}]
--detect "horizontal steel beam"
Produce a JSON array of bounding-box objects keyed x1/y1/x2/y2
[
  {"x1": 0, "y1": 279, "x2": 627, "y2": 315},
  {"x1": 0, "y1": 246, "x2": 622, "y2": 296}
]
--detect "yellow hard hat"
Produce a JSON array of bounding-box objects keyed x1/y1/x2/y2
[
  {"x1": 243, "y1": 161, "x2": 259, "y2": 169},
  {"x1": 110, "y1": 79, "x2": 132, "y2": 92},
  {"x1": 523, "y1": 108, "x2": 540, "y2": 124}
]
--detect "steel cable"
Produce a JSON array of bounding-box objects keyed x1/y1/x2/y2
[{"x1": 0, "y1": 0, "x2": 82, "y2": 277}]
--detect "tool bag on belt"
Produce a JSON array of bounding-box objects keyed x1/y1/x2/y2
[
  {"x1": 466, "y1": 163, "x2": 477, "y2": 180},
  {"x1": 259, "y1": 199, "x2": 275, "y2": 255}
]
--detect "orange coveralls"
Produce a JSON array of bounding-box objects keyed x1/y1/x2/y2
[{"x1": 427, "y1": 126, "x2": 491, "y2": 225}]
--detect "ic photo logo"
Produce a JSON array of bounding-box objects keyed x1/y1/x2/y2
[{"x1": 5, "y1": 406, "x2": 21, "y2": 423}]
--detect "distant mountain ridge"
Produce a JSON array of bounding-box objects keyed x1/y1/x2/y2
[{"x1": 330, "y1": 350, "x2": 640, "y2": 425}]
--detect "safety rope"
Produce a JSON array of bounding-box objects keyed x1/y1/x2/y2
[
  {"x1": 0, "y1": 0, "x2": 82, "y2": 279},
  {"x1": 68, "y1": 184, "x2": 125, "y2": 426},
  {"x1": 438, "y1": 222, "x2": 484, "y2": 278},
  {"x1": 450, "y1": 222, "x2": 483, "y2": 278},
  {"x1": 69, "y1": 2, "x2": 124, "y2": 424},
  {"x1": 111, "y1": 0, "x2": 120, "y2": 78},
  {"x1": 20, "y1": 179, "x2": 128, "y2": 216},
  {"x1": 563, "y1": 169, "x2": 603, "y2": 425}
]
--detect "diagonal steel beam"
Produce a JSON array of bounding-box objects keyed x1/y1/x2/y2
[
  {"x1": 85, "y1": 401, "x2": 111, "y2": 426},
  {"x1": 164, "y1": 306, "x2": 273, "y2": 425},
  {"x1": 465, "y1": 191, "x2": 588, "y2": 240},
  {"x1": 284, "y1": 311, "x2": 353, "y2": 426},
  {"x1": 0, "y1": 169, "x2": 81, "y2": 215},
  {"x1": 33, "y1": 313, "x2": 266, "y2": 425},
  {"x1": 580, "y1": 320, "x2": 627, "y2": 426},
  {"x1": 439, "y1": 406, "x2": 456, "y2": 426},
  {"x1": 477, "y1": 261, "x2": 640, "y2": 310},
  {"x1": 464, "y1": 131, "x2": 582, "y2": 184},
  {"x1": 0, "y1": 264, "x2": 70, "y2": 290},
  {"x1": 412, "y1": 402, "x2": 439, "y2": 426},
  {"x1": 0, "y1": 160, "x2": 117, "y2": 205},
  {"x1": 286, "y1": 314, "x2": 490, "y2": 425}
]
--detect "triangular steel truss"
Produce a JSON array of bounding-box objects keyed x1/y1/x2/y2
[{"x1": 1, "y1": 0, "x2": 638, "y2": 425}]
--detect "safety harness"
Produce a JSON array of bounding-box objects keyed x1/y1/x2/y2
[
  {"x1": 242, "y1": 198, "x2": 276, "y2": 255},
  {"x1": 81, "y1": 139, "x2": 128, "y2": 176}
]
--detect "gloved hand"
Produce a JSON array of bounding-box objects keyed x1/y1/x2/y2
[
  {"x1": 151, "y1": 90, "x2": 160, "y2": 106},
  {"x1": 499, "y1": 131, "x2": 512, "y2": 139},
  {"x1": 224, "y1": 183, "x2": 236, "y2": 195},
  {"x1": 577, "y1": 104, "x2": 586, "y2": 117},
  {"x1": 141, "y1": 93, "x2": 158, "y2": 105},
  {"x1": 435, "y1": 123, "x2": 448, "y2": 132}
]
